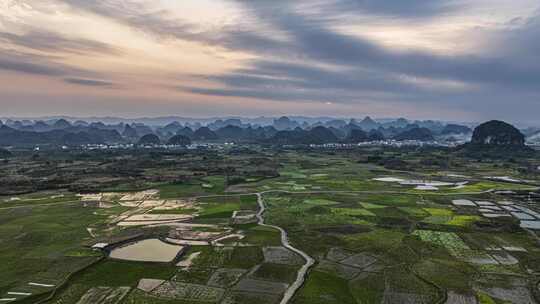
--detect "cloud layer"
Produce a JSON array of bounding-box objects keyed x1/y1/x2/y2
[{"x1": 0, "y1": 0, "x2": 539, "y2": 123}]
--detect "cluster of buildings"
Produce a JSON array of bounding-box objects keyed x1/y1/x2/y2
[
  {"x1": 308, "y1": 139, "x2": 461, "y2": 149},
  {"x1": 79, "y1": 142, "x2": 236, "y2": 151}
]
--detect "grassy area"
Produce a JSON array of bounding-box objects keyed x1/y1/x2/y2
[
  {"x1": 51, "y1": 260, "x2": 176, "y2": 303},
  {"x1": 423, "y1": 208, "x2": 454, "y2": 224},
  {"x1": 197, "y1": 202, "x2": 240, "y2": 219},
  {"x1": 158, "y1": 176, "x2": 226, "y2": 199},
  {"x1": 304, "y1": 198, "x2": 341, "y2": 206},
  {"x1": 294, "y1": 271, "x2": 356, "y2": 304},
  {"x1": 242, "y1": 226, "x2": 282, "y2": 247},
  {"x1": 349, "y1": 272, "x2": 385, "y2": 303},
  {"x1": 447, "y1": 215, "x2": 482, "y2": 227},
  {"x1": 413, "y1": 230, "x2": 470, "y2": 255},
  {"x1": 196, "y1": 195, "x2": 258, "y2": 220},
  {"x1": 1, "y1": 150, "x2": 539, "y2": 304},
  {"x1": 72, "y1": 260, "x2": 175, "y2": 286},
  {"x1": 0, "y1": 192, "x2": 80, "y2": 209},
  {"x1": 331, "y1": 207, "x2": 376, "y2": 217},
  {"x1": 123, "y1": 289, "x2": 190, "y2": 304},
  {"x1": 224, "y1": 246, "x2": 264, "y2": 269},
  {"x1": 414, "y1": 258, "x2": 476, "y2": 292},
  {"x1": 251, "y1": 263, "x2": 299, "y2": 284},
  {"x1": 0, "y1": 203, "x2": 109, "y2": 294},
  {"x1": 476, "y1": 291, "x2": 496, "y2": 304}
]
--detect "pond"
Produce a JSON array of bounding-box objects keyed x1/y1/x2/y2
[{"x1": 109, "y1": 239, "x2": 183, "y2": 262}]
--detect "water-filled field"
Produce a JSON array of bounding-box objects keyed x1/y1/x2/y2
[{"x1": 109, "y1": 239, "x2": 183, "y2": 263}]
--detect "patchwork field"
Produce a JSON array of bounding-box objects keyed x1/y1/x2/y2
[{"x1": 0, "y1": 149, "x2": 539, "y2": 304}]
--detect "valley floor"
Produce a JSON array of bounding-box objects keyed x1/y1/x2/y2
[{"x1": 1, "y1": 149, "x2": 540, "y2": 304}]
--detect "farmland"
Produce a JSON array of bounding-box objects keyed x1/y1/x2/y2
[{"x1": 0, "y1": 146, "x2": 539, "y2": 303}]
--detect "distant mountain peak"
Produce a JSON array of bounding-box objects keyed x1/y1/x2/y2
[
  {"x1": 122, "y1": 124, "x2": 138, "y2": 138},
  {"x1": 167, "y1": 134, "x2": 191, "y2": 146},
  {"x1": 52, "y1": 118, "x2": 71, "y2": 129},
  {"x1": 394, "y1": 127, "x2": 434, "y2": 141},
  {"x1": 193, "y1": 127, "x2": 218, "y2": 140},
  {"x1": 137, "y1": 134, "x2": 160, "y2": 145},
  {"x1": 359, "y1": 116, "x2": 379, "y2": 131},
  {"x1": 362, "y1": 116, "x2": 375, "y2": 123}
]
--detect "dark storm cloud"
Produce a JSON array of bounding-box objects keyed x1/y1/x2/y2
[
  {"x1": 0, "y1": 30, "x2": 120, "y2": 55},
  {"x1": 64, "y1": 78, "x2": 114, "y2": 87}
]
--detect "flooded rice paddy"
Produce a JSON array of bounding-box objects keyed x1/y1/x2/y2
[{"x1": 109, "y1": 239, "x2": 183, "y2": 262}]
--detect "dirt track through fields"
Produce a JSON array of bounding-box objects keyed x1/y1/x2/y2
[{"x1": 256, "y1": 193, "x2": 315, "y2": 304}]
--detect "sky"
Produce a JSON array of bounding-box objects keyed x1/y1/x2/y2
[{"x1": 0, "y1": 0, "x2": 539, "y2": 123}]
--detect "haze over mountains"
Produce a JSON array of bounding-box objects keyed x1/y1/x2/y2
[
  {"x1": 1, "y1": 115, "x2": 537, "y2": 148},
  {"x1": 0, "y1": 115, "x2": 476, "y2": 128}
]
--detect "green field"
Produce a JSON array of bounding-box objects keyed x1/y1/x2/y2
[
  {"x1": 1, "y1": 148, "x2": 539, "y2": 304},
  {"x1": 0, "y1": 203, "x2": 107, "y2": 297}
]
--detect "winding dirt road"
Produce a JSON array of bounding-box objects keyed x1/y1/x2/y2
[{"x1": 256, "y1": 193, "x2": 315, "y2": 304}]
